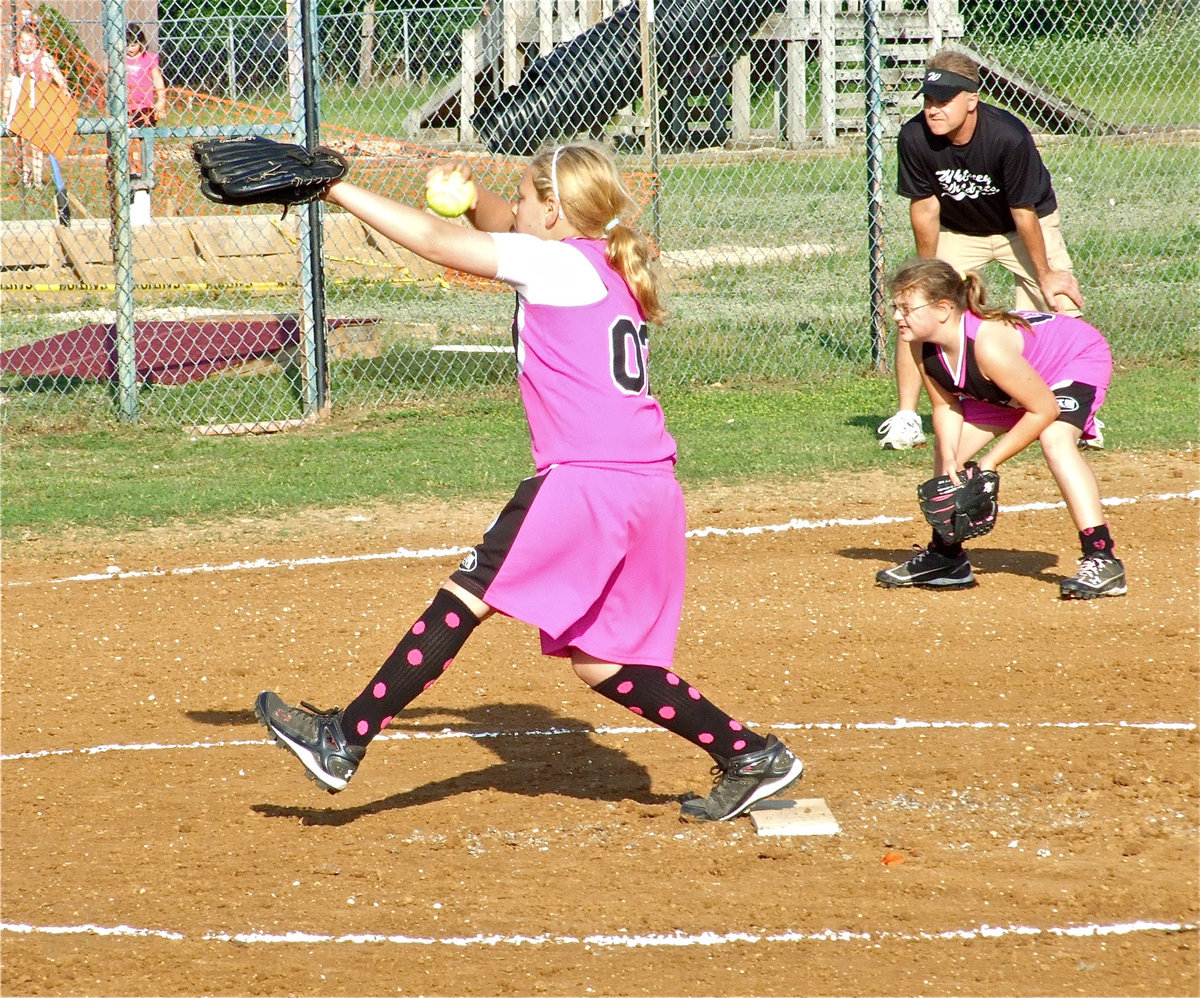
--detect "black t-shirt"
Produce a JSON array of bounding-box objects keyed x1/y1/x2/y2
[{"x1": 897, "y1": 102, "x2": 1058, "y2": 236}]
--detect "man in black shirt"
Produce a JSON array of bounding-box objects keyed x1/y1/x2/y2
[{"x1": 878, "y1": 48, "x2": 1089, "y2": 451}]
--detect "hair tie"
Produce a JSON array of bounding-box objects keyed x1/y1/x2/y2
[
  {"x1": 550, "y1": 146, "x2": 563, "y2": 206},
  {"x1": 549, "y1": 145, "x2": 573, "y2": 226},
  {"x1": 604, "y1": 218, "x2": 621, "y2": 233}
]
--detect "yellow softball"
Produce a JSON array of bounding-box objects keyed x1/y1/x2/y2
[{"x1": 425, "y1": 170, "x2": 475, "y2": 218}]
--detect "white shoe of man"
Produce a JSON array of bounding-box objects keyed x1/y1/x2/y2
[{"x1": 877, "y1": 410, "x2": 926, "y2": 450}]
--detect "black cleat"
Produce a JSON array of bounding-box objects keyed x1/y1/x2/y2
[
  {"x1": 680, "y1": 735, "x2": 804, "y2": 822},
  {"x1": 255, "y1": 691, "x2": 364, "y2": 793},
  {"x1": 1060, "y1": 555, "x2": 1126, "y2": 599},
  {"x1": 876, "y1": 545, "x2": 975, "y2": 589}
]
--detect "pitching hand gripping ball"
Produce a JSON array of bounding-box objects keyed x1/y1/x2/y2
[{"x1": 425, "y1": 170, "x2": 475, "y2": 218}]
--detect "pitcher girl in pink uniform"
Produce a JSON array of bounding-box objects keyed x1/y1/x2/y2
[{"x1": 256, "y1": 143, "x2": 803, "y2": 822}]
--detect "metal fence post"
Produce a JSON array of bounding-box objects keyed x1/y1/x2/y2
[
  {"x1": 404, "y1": 8, "x2": 412, "y2": 81},
  {"x1": 641, "y1": 0, "x2": 661, "y2": 245},
  {"x1": 288, "y1": 0, "x2": 329, "y2": 416},
  {"x1": 102, "y1": 0, "x2": 138, "y2": 422},
  {"x1": 226, "y1": 17, "x2": 237, "y2": 100},
  {"x1": 864, "y1": 0, "x2": 887, "y2": 372}
]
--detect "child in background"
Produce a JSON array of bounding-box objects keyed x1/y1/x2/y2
[
  {"x1": 125, "y1": 23, "x2": 166, "y2": 180},
  {"x1": 6, "y1": 22, "x2": 71, "y2": 224}
]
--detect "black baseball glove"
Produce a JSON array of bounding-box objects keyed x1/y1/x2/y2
[
  {"x1": 192, "y1": 136, "x2": 347, "y2": 212},
  {"x1": 917, "y1": 461, "x2": 1000, "y2": 544}
]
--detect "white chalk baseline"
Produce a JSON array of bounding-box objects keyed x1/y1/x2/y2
[
  {"x1": 2, "y1": 717, "x2": 1194, "y2": 763},
  {"x1": 2, "y1": 918, "x2": 1195, "y2": 948},
  {"x1": 4, "y1": 489, "x2": 1198, "y2": 588}
]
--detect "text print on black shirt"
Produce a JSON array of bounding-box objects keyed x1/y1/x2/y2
[{"x1": 936, "y1": 168, "x2": 1000, "y2": 202}]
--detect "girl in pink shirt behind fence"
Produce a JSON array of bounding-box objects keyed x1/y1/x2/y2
[{"x1": 125, "y1": 23, "x2": 166, "y2": 179}]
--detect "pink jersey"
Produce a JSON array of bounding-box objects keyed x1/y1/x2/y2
[
  {"x1": 507, "y1": 237, "x2": 676, "y2": 473},
  {"x1": 924, "y1": 309, "x2": 1112, "y2": 405},
  {"x1": 126, "y1": 50, "x2": 159, "y2": 111}
]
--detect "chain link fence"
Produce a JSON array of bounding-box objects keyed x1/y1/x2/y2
[{"x1": 2, "y1": 0, "x2": 1196, "y2": 430}]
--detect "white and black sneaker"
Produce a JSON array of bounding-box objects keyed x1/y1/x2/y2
[
  {"x1": 877, "y1": 411, "x2": 926, "y2": 450},
  {"x1": 679, "y1": 736, "x2": 804, "y2": 822},
  {"x1": 1060, "y1": 555, "x2": 1126, "y2": 599},
  {"x1": 876, "y1": 545, "x2": 975, "y2": 589},
  {"x1": 255, "y1": 691, "x2": 365, "y2": 793}
]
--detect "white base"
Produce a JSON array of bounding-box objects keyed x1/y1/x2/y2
[
  {"x1": 131, "y1": 190, "x2": 151, "y2": 226},
  {"x1": 750, "y1": 798, "x2": 840, "y2": 837}
]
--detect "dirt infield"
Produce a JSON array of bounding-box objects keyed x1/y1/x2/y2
[{"x1": 2, "y1": 450, "x2": 1197, "y2": 997}]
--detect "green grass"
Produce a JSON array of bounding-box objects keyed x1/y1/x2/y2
[
  {"x1": 2, "y1": 365, "x2": 1195, "y2": 543},
  {"x1": 976, "y1": 14, "x2": 1200, "y2": 126}
]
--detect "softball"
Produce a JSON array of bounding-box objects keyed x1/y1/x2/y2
[{"x1": 425, "y1": 170, "x2": 475, "y2": 218}]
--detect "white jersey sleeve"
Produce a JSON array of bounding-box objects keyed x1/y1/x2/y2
[{"x1": 490, "y1": 232, "x2": 607, "y2": 306}]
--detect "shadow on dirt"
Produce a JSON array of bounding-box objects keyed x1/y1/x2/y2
[
  {"x1": 188, "y1": 708, "x2": 258, "y2": 726},
  {"x1": 248, "y1": 701, "x2": 679, "y2": 825},
  {"x1": 840, "y1": 546, "x2": 1064, "y2": 583}
]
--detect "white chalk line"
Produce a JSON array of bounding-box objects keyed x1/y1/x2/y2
[
  {"x1": 3, "y1": 717, "x2": 1193, "y2": 763},
  {"x1": 8, "y1": 490, "x2": 1198, "y2": 588},
  {"x1": 1, "y1": 918, "x2": 1194, "y2": 948}
]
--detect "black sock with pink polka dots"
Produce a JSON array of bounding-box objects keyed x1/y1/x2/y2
[
  {"x1": 341, "y1": 589, "x2": 479, "y2": 749},
  {"x1": 1079, "y1": 523, "x2": 1116, "y2": 560},
  {"x1": 592, "y1": 665, "x2": 768, "y2": 760},
  {"x1": 929, "y1": 529, "x2": 964, "y2": 559}
]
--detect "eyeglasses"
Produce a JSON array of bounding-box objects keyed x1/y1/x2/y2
[{"x1": 894, "y1": 300, "x2": 938, "y2": 319}]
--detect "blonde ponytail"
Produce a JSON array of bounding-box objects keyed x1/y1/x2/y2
[
  {"x1": 530, "y1": 143, "x2": 665, "y2": 325},
  {"x1": 603, "y1": 222, "x2": 664, "y2": 325}
]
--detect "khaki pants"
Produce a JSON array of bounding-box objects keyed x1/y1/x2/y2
[{"x1": 936, "y1": 210, "x2": 1082, "y2": 317}]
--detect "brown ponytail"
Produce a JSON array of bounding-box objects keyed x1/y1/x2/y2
[{"x1": 891, "y1": 258, "x2": 1032, "y2": 332}]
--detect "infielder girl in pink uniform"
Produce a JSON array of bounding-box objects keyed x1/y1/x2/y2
[
  {"x1": 877, "y1": 257, "x2": 1125, "y2": 599},
  {"x1": 257, "y1": 143, "x2": 802, "y2": 821}
]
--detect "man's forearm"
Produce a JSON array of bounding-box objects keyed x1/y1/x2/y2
[
  {"x1": 909, "y1": 198, "x2": 941, "y2": 257},
  {"x1": 1011, "y1": 206, "x2": 1051, "y2": 277}
]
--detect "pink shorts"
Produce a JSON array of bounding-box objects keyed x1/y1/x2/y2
[
  {"x1": 449, "y1": 462, "x2": 685, "y2": 667},
  {"x1": 961, "y1": 380, "x2": 1107, "y2": 442}
]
